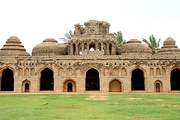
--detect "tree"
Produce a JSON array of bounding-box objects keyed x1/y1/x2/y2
[
  {"x1": 64, "y1": 30, "x2": 74, "y2": 40},
  {"x1": 114, "y1": 31, "x2": 126, "y2": 46},
  {"x1": 59, "y1": 30, "x2": 74, "y2": 43},
  {"x1": 142, "y1": 34, "x2": 161, "y2": 54}
]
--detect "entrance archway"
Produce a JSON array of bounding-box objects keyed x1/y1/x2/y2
[
  {"x1": 131, "y1": 68, "x2": 145, "y2": 90},
  {"x1": 68, "y1": 83, "x2": 72, "y2": 92},
  {"x1": 86, "y1": 68, "x2": 100, "y2": 91},
  {"x1": 1, "y1": 68, "x2": 14, "y2": 91},
  {"x1": 40, "y1": 68, "x2": 54, "y2": 91},
  {"x1": 22, "y1": 80, "x2": 31, "y2": 93},
  {"x1": 171, "y1": 68, "x2": 180, "y2": 90},
  {"x1": 154, "y1": 80, "x2": 163, "y2": 92},
  {"x1": 63, "y1": 80, "x2": 76, "y2": 92},
  {"x1": 109, "y1": 80, "x2": 121, "y2": 92}
]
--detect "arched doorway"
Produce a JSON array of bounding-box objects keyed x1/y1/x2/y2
[
  {"x1": 63, "y1": 80, "x2": 76, "y2": 92},
  {"x1": 68, "y1": 83, "x2": 72, "y2": 92},
  {"x1": 109, "y1": 80, "x2": 122, "y2": 92},
  {"x1": 171, "y1": 68, "x2": 180, "y2": 90},
  {"x1": 1, "y1": 68, "x2": 14, "y2": 91},
  {"x1": 25, "y1": 83, "x2": 30, "y2": 92},
  {"x1": 22, "y1": 80, "x2": 31, "y2": 93},
  {"x1": 40, "y1": 68, "x2": 54, "y2": 91},
  {"x1": 86, "y1": 68, "x2": 100, "y2": 91},
  {"x1": 131, "y1": 68, "x2": 145, "y2": 90},
  {"x1": 154, "y1": 80, "x2": 163, "y2": 92}
]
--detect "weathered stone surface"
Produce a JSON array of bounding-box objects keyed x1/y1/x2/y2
[{"x1": 0, "y1": 20, "x2": 180, "y2": 93}]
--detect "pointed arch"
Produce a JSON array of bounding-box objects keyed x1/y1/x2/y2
[
  {"x1": 170, "y1": 68, "x2": 180, "y2": 90},
  {"x1": 24, "y1": 68, "x2": 29, "y2": 76},
  {"x1": 63, "y1": 80, "x2": 76, "y2": 92},
  {"x1": 1, "y1": 68, "x2": 14, "y2": 91},
  {"x1": 30, "y1": 68, "x2": 35, "y2": 76},
  {"x1": 121, "y1": 68, "x2": 127, "y2": 76},
  {"x1": 18, "y1": 68, "x2": 23, "y2": 76},
  {"x1": 22, "y1": 80, "x2": 31, "y2": 93},
  {"x1": 131, "y1": 68, "x2": 145, "y2": 90},
  {"x1": 40, "y1": 68, "x2": 54, "y2": 91},
  {"x1": 154, "y1": 80, "x2": 163, "y2": 92},
  {"x1": 150, "y1": 68, "x2": 154, "y2": 76},
  {"x1": 162, "y1": 68, "x2": 166, "y2": 76},
  {"x1": 109, "y1": 79, "x2": 122, "y2": 92},
  {"x1": 89, "y1": 42, "x2": 96, "y2": 51},
  {"x1": 86, "y1": 68, "x2": 100, "y2": 91},
  {"x1": 104, "y1": 67, "x2": 109, "y2": 76},
  {"x1": 156, "y1": 68, "x2": 161, "y2": 76},
  {"x1": 112, "y1": 67, "x2": 118, "y2": 76},
  {"x1": 58, "y1": 67, "x2": 64, "y2": 76},
  {"x1": 75, "y1": 68, "x2": 81, "y2": 76}
]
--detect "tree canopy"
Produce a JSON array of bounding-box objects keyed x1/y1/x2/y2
[
  {"x1": 114, "y1": 31, "x2": 126, "y2": 46},
  {"x1": 142, "y1": 34, "x2": 161, "y2": 54}
]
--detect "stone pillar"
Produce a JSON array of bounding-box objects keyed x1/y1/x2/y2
[
  {"x1": 81, "y1": 43, "x2": 84, "y2": 54},
  {"x1": 76, "y1": 44, "x2": 79, "y2": 55},
  {"x1": 107, "y1": 43, "x2": 109, "y2": 55},
  {"x1": 70, "y1": 44, "x2": 74, "y2": 55},
  {"x1": 111, "y1": 44, "x2": 116, "y2": 55},
  {"x1": 87, "y1": 43, "x2": 90, "y2": 54},
  {"x1": 95, "y1": 43, "x2": 98, "y2": 51}
]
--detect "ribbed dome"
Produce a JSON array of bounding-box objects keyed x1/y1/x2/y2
[
  {"x1": 32, "y1": 38, "x2": 67, "y2": 56},
  {"x1": 119, "y1": 39, "x2": 152, "y2": 55},
  {"x1": 0, "y1": 36, "x2": 30, "y2": 56},
  {"x1": 156, "y1": 37, "x2": 180, "y2": 55},
  {"x1": 164, "y1": 37, "x2": 176, "y2": 46}
]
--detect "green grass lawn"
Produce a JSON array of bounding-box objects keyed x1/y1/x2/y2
[{"x1": 0, "y1": 93, "x2": 179, "y2": 120}]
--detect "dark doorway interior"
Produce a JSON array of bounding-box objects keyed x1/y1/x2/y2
[
  {"x1": 171, "y1": 69, "x2": 180, "y2": 90},
  {"x1": 25, "y1": 83, "x2": 30, "y2": 92},
  {"x1": 67, "y1": 83, "x2": 72, "y2": 92},
  {"x1": 40, "y1": 68, "x2": 54, "y2": 90},
  {"x1": 86, "y1": 68, "x2": 100, "y2": 91},
  {"x1": 1, "y1": 68, "x2": 14, "y2": 91},
  {"x1": 131, "y1": 68, "x2": 145, "y2": 90},
  {"x1": 155, "y1": 83, "x2": 160, "y2": 92}
]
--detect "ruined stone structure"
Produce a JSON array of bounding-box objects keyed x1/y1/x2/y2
[{"x1": 0, "y1": 20, "x2": 180, "y2": 93}]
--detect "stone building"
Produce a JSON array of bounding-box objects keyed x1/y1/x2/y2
[{"x1": 0, "y1": 20, "x2": 180, "y2": 93}]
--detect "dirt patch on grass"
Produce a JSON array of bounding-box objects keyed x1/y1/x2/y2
[
  {"x1": 152, "y1": 99, "x2": 164, "y2": 102},
  {"x1": 85, "y1": 94, "x2": 108, "y2": 100},
  {"x1": 158, "y1": 104, "x2": 180, "y2": 108},
  {"x1": 121, "y1": 98, "x2": 143, "y2": 100},
  {"x1": 55, "y1": 106, "x2": 80, "y2": 109}
]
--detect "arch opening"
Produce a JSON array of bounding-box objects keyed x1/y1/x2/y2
[
  {"x1": 68, "y1": 83, "x2": 72, "y2": 92},
  {"x1": 40, "y1": 68, "x2": 54, "y2": 91},
  {"x1": 63, "y1": 80, "x2": 76, "y2": 92},
  {"x1": 155, "y1": 83, "x2": 160, "y2": 92},
  {"x1": 25, "y1": 83, "x2": 30, "y2": 92},
  {"x1": 1, "y1": 68, "x2": 14, "y2": 91},
  {"x1": 131, "y1": 68, "x2": 145, "y2": 90},
  {"x1": 86, "y1": 68, "x2": 100, "y2": 91},
  {"x1": 109, "y1": 80, "x2": 121, "y2": 92},
  {"x1": 171, "y1": 68, "x2": 180, "y2": 90}
]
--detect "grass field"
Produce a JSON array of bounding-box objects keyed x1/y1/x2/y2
[{"x1": 0, "y1": 93, "x2": 179, "y2": 120}]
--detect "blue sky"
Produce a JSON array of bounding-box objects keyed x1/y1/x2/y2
[{"x1": 0, "y1": 0, "x2": 180, "y2": 54}]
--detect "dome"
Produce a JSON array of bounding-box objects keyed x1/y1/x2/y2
[
  {"x1": 0, "y1": 36, "x2": 30, "y2": 56},
  {"x1": 164, "y1": 37, "x2": 176, "y2": 46},
  {"x1": 119, "y1": 39, "x2": 152, "y2": 55},
  {"x1": 156, "y1": 37, "x2": 180, "y2": 55},
  {"x1": 32, "y1": 38, "x2": 67, "y2": 56}
]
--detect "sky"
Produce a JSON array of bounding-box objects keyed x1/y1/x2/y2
[{"x1": 0, "y1": 0, "x2": 180, "y2": 54}]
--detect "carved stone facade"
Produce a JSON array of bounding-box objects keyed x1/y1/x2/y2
[{"x1": 0, "y1": 20, "x2": 180, "y2": 93}]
